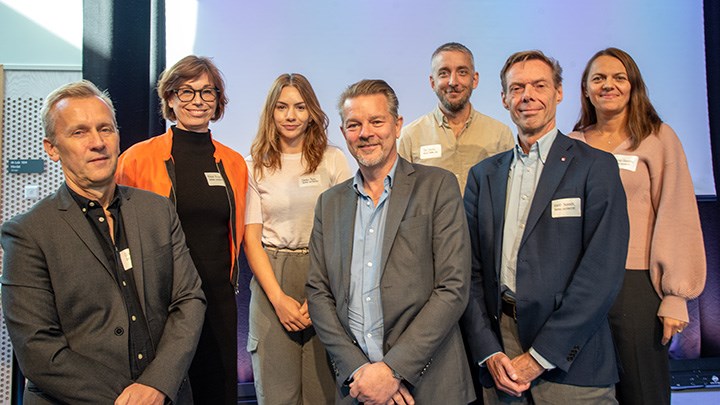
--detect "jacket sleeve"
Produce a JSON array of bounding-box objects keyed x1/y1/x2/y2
[
  {"x1": 135, "y1": 198, "x2": 206, "y2": 402},
  {"x1": 1, "y1": 219, "x2": 133, "y2": 403},
  {"x1": 306, "y1": 193, "x2": 371, "y2": 386},
  {"x1": 460, "y1": 166, "x2": 504, "y2": 363},
  {"x1": 650, "y1": 124, "x2": 706, "y2": 322}
]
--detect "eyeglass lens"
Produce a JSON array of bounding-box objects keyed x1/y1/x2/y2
[{"x1": 176, "y1": 88, "x2": 217, "y2": 102}]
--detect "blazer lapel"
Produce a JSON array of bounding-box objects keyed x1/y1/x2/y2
[
  {"x1": 380, "y1": 158, "x2": 414, "y2": 274},
  {"x1": 520, "y1": 134, "x2": 575, "y2": 248},
  {"x1": 339, "y1": 181, "x2": 358, "y2": 300},
  {"x1": 488, "y1": 152, "x2": 513, "y2": 277},
  {"x1": 119, "y1": 188, "x2": 146, "y2": 313},
  {"x1": 55, "y1": 185, "x2": 113, "y2": 276}
]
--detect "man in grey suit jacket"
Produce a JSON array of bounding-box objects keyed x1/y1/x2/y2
[
  {"x1": 462, "y1": 51, "x2": 628, "y2": 404},
  {"x1": 0, "y1": 80, "x2": 206, "y2": 404},
  {"x1": 306, "y1": 79, "x2": 475, "y2": 404}
]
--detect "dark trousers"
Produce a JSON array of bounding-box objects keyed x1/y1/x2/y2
[{"x1": 609, "y1": 270, "x2": 670, "y2": 405}]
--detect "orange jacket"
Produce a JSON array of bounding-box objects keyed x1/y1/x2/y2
[{"x1": 116, "y1": 127, "x2": 248, "y2": 289}]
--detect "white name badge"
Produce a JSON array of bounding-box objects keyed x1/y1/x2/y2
[
  {"x1": 119, "y1": 248, "x2": 133, "y2": 271},
  {"x1": 299, "y1": 174, "x2": 321, "y2": 188},
  {"x1": 205, "y1": 172, "x2": 227, "y2": 187},
  {"x1": 551, "y1": 197, "x2": 582, "y2": 218},
  {"x1": 614, "y1": 154, "x2": 639, "y2": 172},
  {"x1": 420, "y1": 144, "x2": 442, "y2": 159}
]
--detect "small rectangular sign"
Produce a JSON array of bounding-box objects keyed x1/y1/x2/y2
[{"x1": 8, "y1": 159, "x2": 45, "y2": 174}]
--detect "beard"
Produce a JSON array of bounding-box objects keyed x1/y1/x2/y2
[{"x1": 437, "y1": 88, "x2": 472, "y2": 113}]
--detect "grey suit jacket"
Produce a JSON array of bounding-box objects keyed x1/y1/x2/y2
[
  {"x1": 307, "y1": 157, "x2": 475, "y2": 404},
  {"x1": 1, "y1": 184, "x2": 206, "y2": 404}
]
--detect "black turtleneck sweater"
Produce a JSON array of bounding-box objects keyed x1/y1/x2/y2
[{"x1": 170, "y1": 126, "x2": 237, "y2": 404}]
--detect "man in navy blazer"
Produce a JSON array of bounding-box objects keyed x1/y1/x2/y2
[{"x1": 461, "y1": 50, "x2": 629, "y2": 403}]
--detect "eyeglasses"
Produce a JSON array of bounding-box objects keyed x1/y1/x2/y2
[{"x1": 173, "y1": 87, "x2": 219, "y2": 102}]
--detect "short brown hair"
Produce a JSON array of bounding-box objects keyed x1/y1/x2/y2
[
  {"x1": 500, "y1": 50, "x2": 563, "y2": 93},
  {"x1": 41, "y1": 80, "x2": 116, "y2": 142},
  {"x1": 337, "y1": 79, "x2": 399, "y2": 123},
  {"x1": 157, "y1": 55, "x2": 228, "y2": 122}
]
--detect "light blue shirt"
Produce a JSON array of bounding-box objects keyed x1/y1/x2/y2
[
  {"x1": 500, "y1": 128, "x2": 558, "y2": 370},
  {"x1": 348, "y1": 158, "x2": 399, "y2": 362},
  {"x1": 501, "y1": 128, "x2": 558, "y2": 295}
]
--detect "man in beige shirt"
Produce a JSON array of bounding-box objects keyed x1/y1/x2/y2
[{"x1": 399, "y1": 42, "x2": 513, "y2": 193}]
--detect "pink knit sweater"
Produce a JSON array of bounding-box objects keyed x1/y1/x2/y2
[{"x1": 568, "y1": 124, "x2": 706, "y2": 322}]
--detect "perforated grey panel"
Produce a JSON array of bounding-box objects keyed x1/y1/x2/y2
[{"x1": 0, "y1": 69, "x2": 81, "y2": 404}]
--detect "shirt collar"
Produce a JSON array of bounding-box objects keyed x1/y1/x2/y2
[
  {"x1": 352, "y1": 157, "x2": 399, "y2": 197},
  {"x1": 513, "y1": 127, "x2": 558, "y2": 164},
  {"x1": 66, "y1": 184, "x2": 123, "y2": 212},
  {"x1": 433, "y1": 105, "x2": 474, "y2": 129}
]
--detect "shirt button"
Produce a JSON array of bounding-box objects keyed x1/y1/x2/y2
[
  {"x1": 521, "y1": 195, "x2": 528, "y2": 200},
  {"x1": 122, "y1": 281, "x2": 127, "y2": 287},
  {"x1": 367, "y1": 262, "x2": 373, "y2": 267},
  {"x1": 365, "y1": 297, "x2": 371, "y2": 302},
  {"x1": 89, "y1": 202, "x2": 95, "y2": 207},
  {"x1": 138, "y1": 353, "x2": 143, "y2": 360},
  {"x1": 82, "y1": 208, "x2": 87, "y2": 213},
  {"x1": 98, "y1": 217, "x2": 105, "y2": 223},
  {"x1": 367, "y1": 333, "x2": 372, "y2": 339},
  {"x1": 369, "y1": 228, "x2": 374, "y2": 233},
  {"x1": 131, "y1": 315, "x2": 137, "y2": 321},
  {"x1": 519, "y1": 224, "x2": 525, "y2": 229},
  {"x1": 114, "y1": 327, "x2": 124, "y2": 336}
]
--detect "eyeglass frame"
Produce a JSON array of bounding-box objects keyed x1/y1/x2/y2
[{"x1": 173, "y1": 87, "x2": 220, "y2": 102}]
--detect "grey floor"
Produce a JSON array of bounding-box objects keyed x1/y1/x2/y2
[{"x1": 672, "y1": 388, "x2": 720, "y2": 404}]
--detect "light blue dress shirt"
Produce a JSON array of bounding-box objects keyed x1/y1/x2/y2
[
  {"x1": 501, "y1": 129, "x2": 558, "y2": 295},
  {"x1": 500, "y1": 128, "x2": 558, "y2": 370},
  {"x1": 348, "y1": 158, "x2": 399, "y2": 362}
]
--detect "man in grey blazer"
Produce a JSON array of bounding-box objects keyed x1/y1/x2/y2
[
  {"x1": 306, "y1": 79, "x2": 475, "y2": 404},
  {"x1": 0, "y1": 80, "x2": 206, "y2": 404}
]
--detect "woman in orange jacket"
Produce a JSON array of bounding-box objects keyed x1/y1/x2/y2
[{"x1": 116, "y1": 55, "x2": 248, "y2": 405}]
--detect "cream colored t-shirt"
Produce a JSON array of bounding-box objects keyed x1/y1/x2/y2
[{"x1": 245, "y1": 146, "x2": 351, "y2": 249}]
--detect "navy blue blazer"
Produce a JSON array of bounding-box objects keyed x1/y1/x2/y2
[{"x1": 461, "y1": 133, "x2": 629, "y2": 387}]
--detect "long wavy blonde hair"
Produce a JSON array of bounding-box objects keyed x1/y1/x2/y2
[{"x1": 250, "y1": 73, "x2": 329, "y2": 180}]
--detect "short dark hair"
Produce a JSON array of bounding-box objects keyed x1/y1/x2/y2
[
  {"x1": 157, "y1": 55, "x2": 228, "y2": 122},
  {"x1": 431, "y1": 42, "x2": 475, "y2": 70},
  {"x1": 500, "y1": 50, "x2": 563, "y2": 92}
]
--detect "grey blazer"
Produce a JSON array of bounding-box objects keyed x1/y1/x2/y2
[
  {"x1": 307, "y1": 157, "x2": 475, "y2": 404},
  {"x1": 1, "y1": 184, "x2": 206, "y2": 404}
]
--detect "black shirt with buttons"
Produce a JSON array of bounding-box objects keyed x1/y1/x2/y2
[{"x1": 67, "y1": 184, "x2": 155, "y2": 380}]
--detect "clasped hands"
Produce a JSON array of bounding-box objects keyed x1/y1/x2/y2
[
  {"x1": 349, "y1": 362, "x2": 415, "y2": 405},
  {"x1": 486, "y1": 352, "x2": 544, "y2": 397}
]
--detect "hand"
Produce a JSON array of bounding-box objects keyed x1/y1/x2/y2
[
  {"x1": 272, "y1": 294, "x2": 311, "y2": 332},
  {"x1": 299, "y1": 299, "x2": 312, "y2": 327},
  {"x1": 486, "y1": 352, "x2": 530, "y2": 397},
  {"x1": 386, "y1": 384, "x2": 415, "y2": 405},
  {"x1": 510, "y1": 352, "x2": 545, "y2": 385},
  {"x1": 660, "y1": 316, "x2": 689, "y2": 345},
  {"x1": 114, "y1": 383, "x2": 165, "y2": 405},
  {"x1": 350, "y1": 362, "x2": 400, "y2": 404}
]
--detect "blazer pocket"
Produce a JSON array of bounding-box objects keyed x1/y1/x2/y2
[{"x1": 396, "y1": 215, "x2": 431, "y2": 251}]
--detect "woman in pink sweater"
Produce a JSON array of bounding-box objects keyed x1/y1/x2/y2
[{"x1": 569, "y1": 47, "x2": 706, "y2": 405}]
